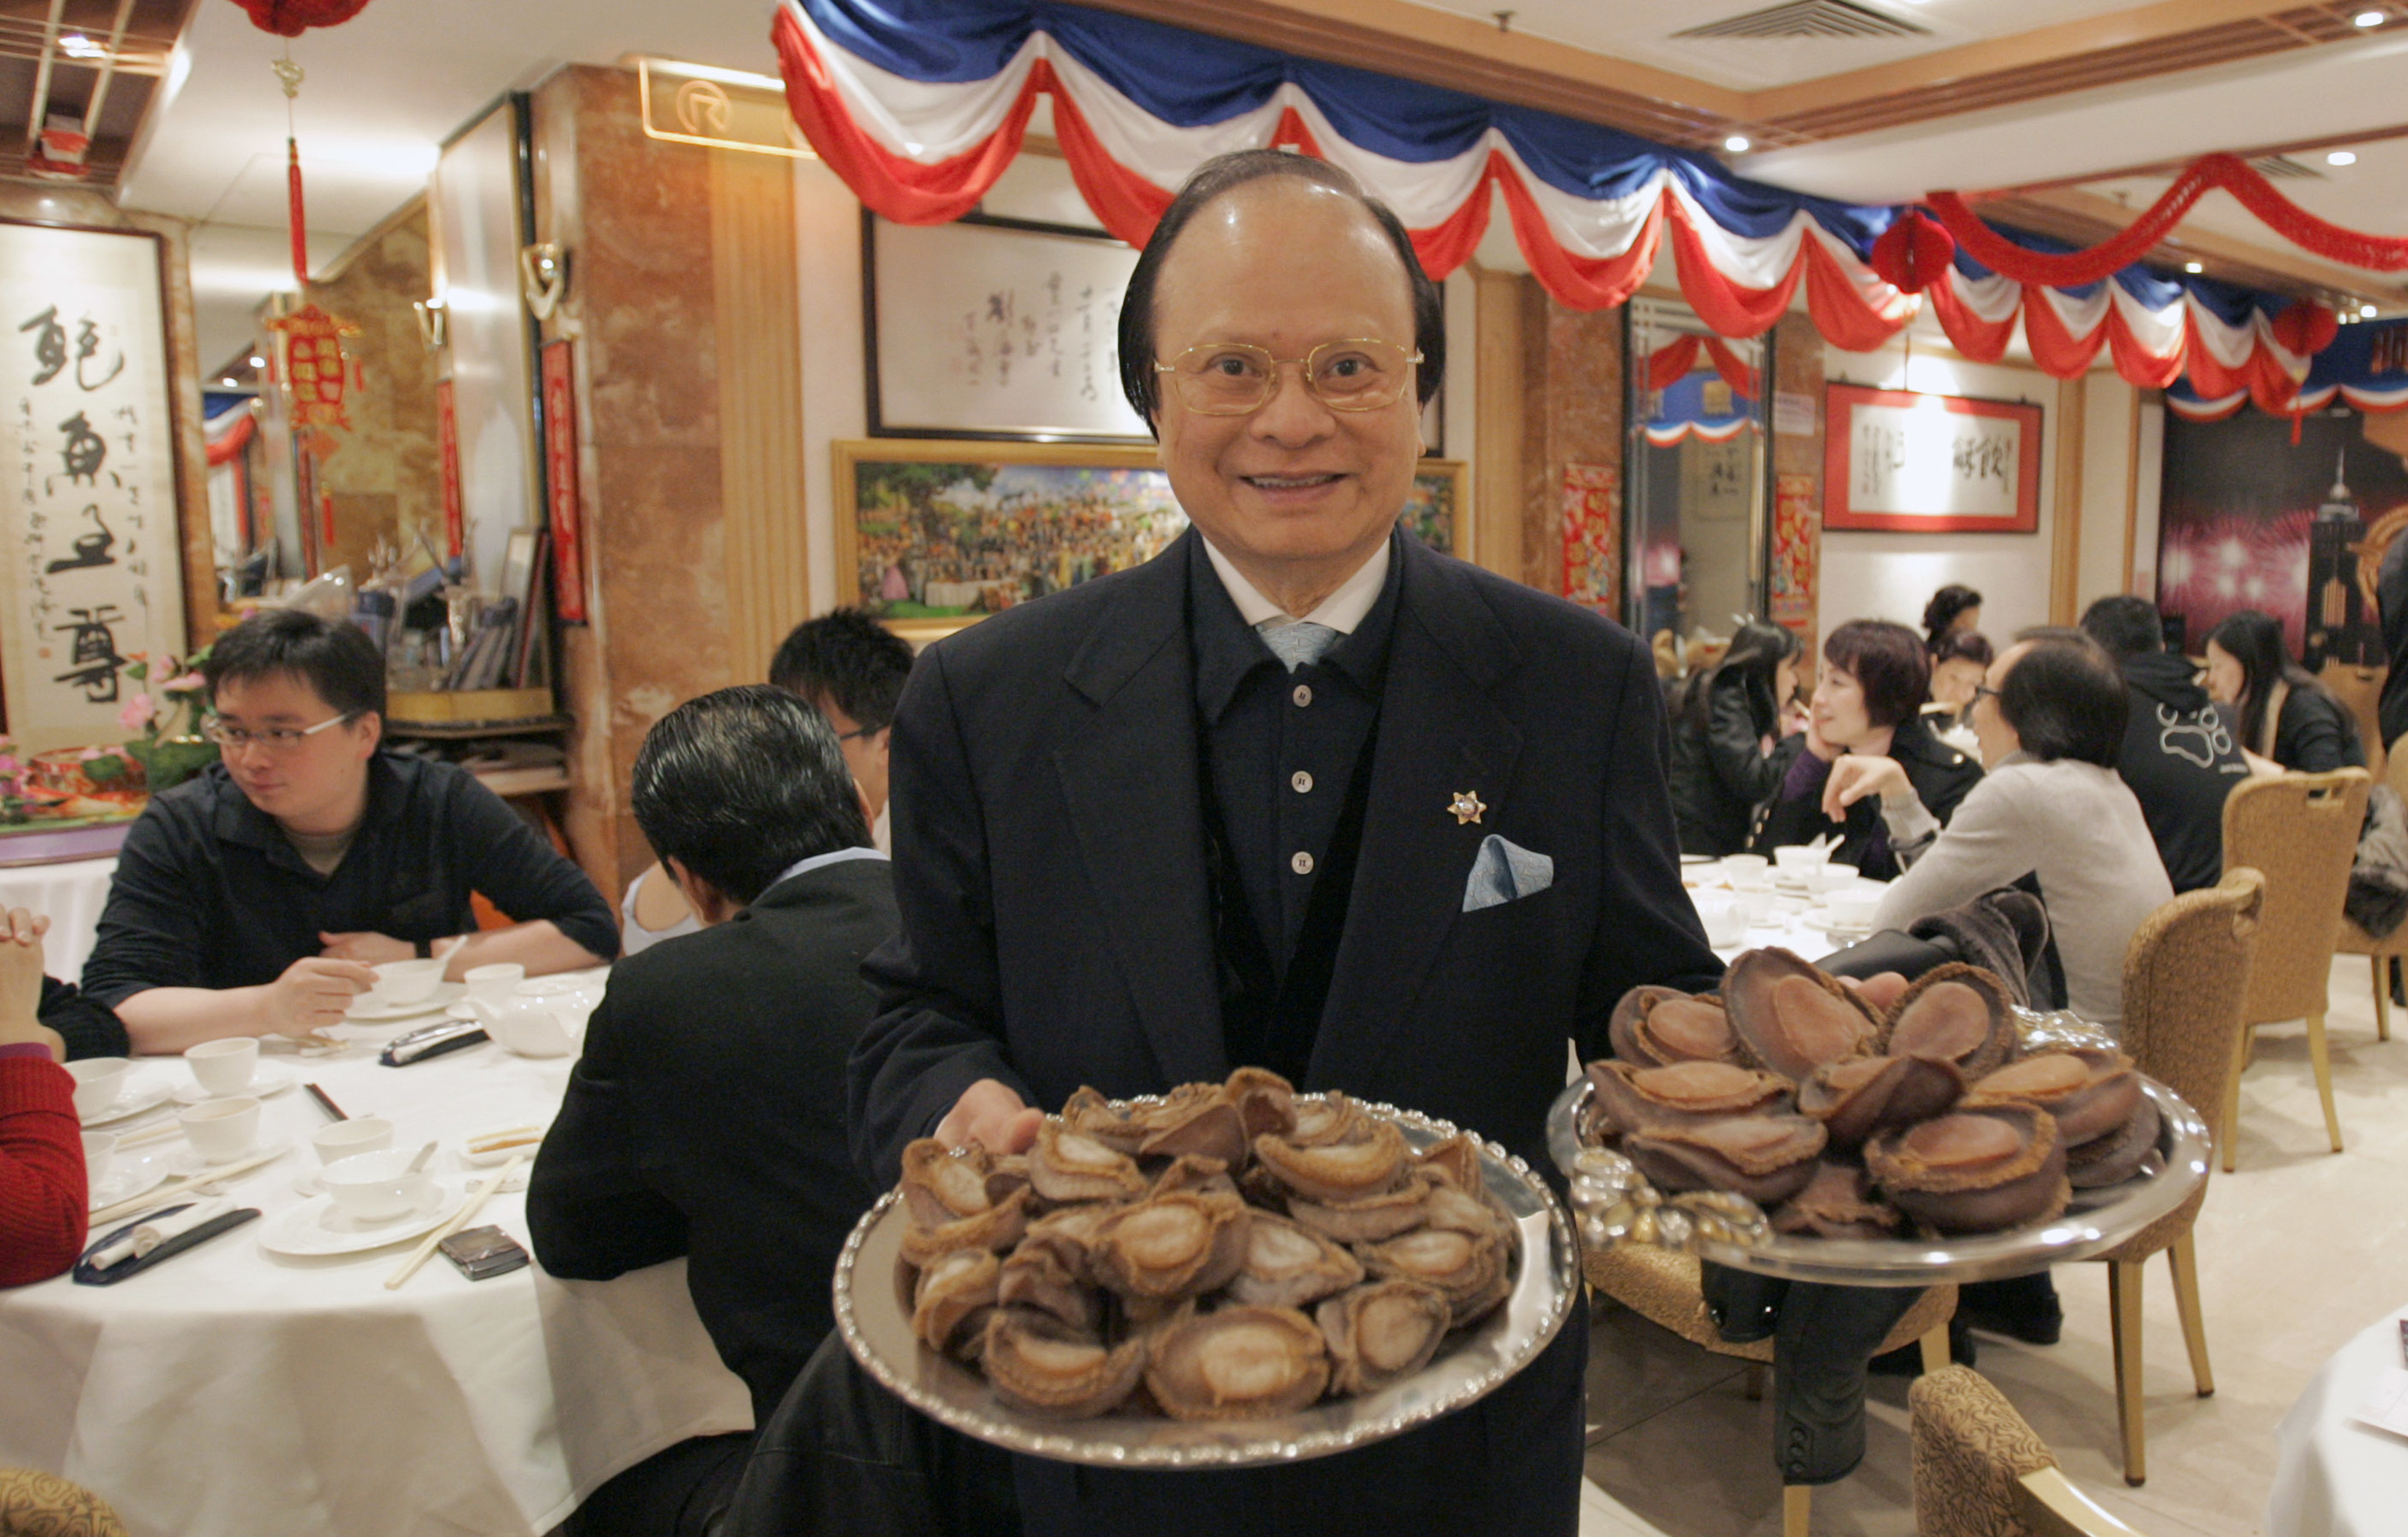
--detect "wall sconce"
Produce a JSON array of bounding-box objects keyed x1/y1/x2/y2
[
  {"x1": 520, "y1": 243, "x2": 569, "y2": 320},
  {"x1": 413, "y1": 297, "x2": 447, "y2": 351}
]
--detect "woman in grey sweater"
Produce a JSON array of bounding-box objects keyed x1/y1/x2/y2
[{"x1": 1828, "y1": 633, "x2": 2173, "y2": 1027}]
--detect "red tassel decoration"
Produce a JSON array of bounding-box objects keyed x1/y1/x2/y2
[{"x1": 288, "y1": 138, "x2": 309, "y2": 287}]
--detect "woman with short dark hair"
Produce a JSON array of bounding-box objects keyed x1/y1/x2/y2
[
  {"x1": 1923, "y1": 584, "x2": 1983, "y2": 653},
  {"x1": 2203, "y1": 609, "x2": 2365, "y2": 773},
  {"x1": 1865, "y1": 635, "x2": 2173, "y2": 1026},
  {"x1": 1753, "y1": 620, "x2": 1982, "y2": 878},
  {"x1": 1668, "y1": 621, "x2": 1804, "y2": 856}
]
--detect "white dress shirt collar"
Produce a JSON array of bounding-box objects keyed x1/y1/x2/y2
[{"x1": 1198, "y1": 534, "x2": 1391, "y2": 635}]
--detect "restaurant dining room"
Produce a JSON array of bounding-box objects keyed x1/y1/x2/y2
[{"x1": 6, "y1": 0, "x2": 2408, "y2": 1534}]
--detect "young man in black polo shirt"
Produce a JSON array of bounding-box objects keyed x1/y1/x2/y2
[{"x1": 81, "y1": 609, "x2": 617, "y2": 1053}]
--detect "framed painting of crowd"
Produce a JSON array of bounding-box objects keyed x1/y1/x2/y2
[{"x1": 831, "y1": 439, "x2": 1466, "y2": 643}]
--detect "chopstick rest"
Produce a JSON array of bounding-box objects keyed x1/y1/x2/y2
[{"x1": 73, "y1": 1201, "x2": 261, "y2": 1286}]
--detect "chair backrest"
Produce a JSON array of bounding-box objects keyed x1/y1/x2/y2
[
  {"x1": 0, "y1": 1467, "x2": 129, "y2": 1536},
  {"x1": 1909, "y1": 1368, "x2": 2146, "y2": 1537},
  {"x1": 2119, "y1": 868, "x2": 2264, "y2": 1134},
  {"x1": 2220, "y1": 769, "x2": 2369, "y2": 1024}
]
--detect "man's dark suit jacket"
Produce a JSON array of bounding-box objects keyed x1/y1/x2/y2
[
  {"x1": 851, "y1": 529, "x2": 1723, "y2": 1189},
  {"x1": 530, "y1": 856, "x2": 894, "y2": 1425}
]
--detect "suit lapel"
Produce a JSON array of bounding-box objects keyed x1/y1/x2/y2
[
  {"x1": 1053, "y1": 536, "x2": 1230, "y2": 1087},
  {"x1": 1311, "y1": 541, "x2": 1522, "y2": 1090}
]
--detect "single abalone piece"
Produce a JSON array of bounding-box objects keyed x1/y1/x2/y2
[
  {"x1": 1285, "y1": 1091, "x2": 1374, "y2": 1148},
  {"x1": 1028, "y1": 1119, "x2": 1151, "y2": 1204},
  {"x1": 1722, "y1": 948, "x2": 1881, "y2": 1082},
  {"x1": 1769, "y1": 1160, "x2": 1901, "y2": 1239},
  {"x1": 1881, "y1": 964, "x2": 2016, "y2": 1080},
  {"x1": 1252, "y1": 1115, "x2": 1412, "y2": 1205},
  {"x1": 1353, "y1": 1223, "x2": 1512, "y2": 1328},
  {"x1": 2066, "y1": 1090, "x2": 2160, "y2": 1189},
  {"x1": 1317, "y1": 1279, "x2": 1452, "y2": 1395},
  {"x1": 1863, "y1": 1102, "x2": 2068, "y2": 1234},
  {"x1": 1608, "y1": 986, "x2": 1742, "y2": 1067},
  {"x1": 912, "y1": 1246, "x2": 1000, "y2": 1357},
  {"x1": 1622, "y1": 1114, "x2": 1827, "y2": 1205},
  {"x1": 981, "y1": 1308, "x2": 1147, "y2": 1419},
  {"x1": 1968, "y1": 1048, "x2": 2142, "y2": 1147},
  {"x1": 899, "y1": 1184, "x2": 1033, "y2": 1268},
  {"x1": 901, "y1": 1138, "x2": 1000, "y2": 1228},
  {"x1": 1088, "y1": 1188, "x2": 1250, "y2": 1299},
  {"x1": 1225, "y1": 1212, "x2": 1365, "y2": 1308},
  {"x1": 1144, "y1": 1304, "x2": 1331, "y2": 1421},
  {"x1": 1285, "y1": 1174, "x2": 1435, "y2": 1242},
  {"x1": 1796, "y1": 1054, "x2": 1963, "y2": 1147},
  {"x1": 1587, "y1": 1058, "x2": 1795, "y2": 1136},
  {"x1": 1225, "y1": 1067, "x2": 1300, "y2": 1141}
]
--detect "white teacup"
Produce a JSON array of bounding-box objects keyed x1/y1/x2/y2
[
  {"x1": 185, "y1": 1037, "x2": 259, "y2": 1098},
  {"x1": 180, "y1": 1096, "x2": 262, "y2": 1165},
  {"x1": 1734, "y1": 886, "x2": 1779, "y2": 925},
  {"x1": 462, "y1": 963, "x2": 525, "y2": 1003},
  {"x1": 321, "y1": 1148, "x2": 437, "y2": 1224},
  {"x1": 66, "y1": 1058, "x2": 130, "y2": 1119},
  {"x1": 1721, "y1": 854, "x2": 1769, "y2": 878},
  {"x1": 82, "y1": 1130, "x2": 117, "y2": 1188},
  {"x1": 1774, "y1": 844, "x2": 1829, "y2": 873},
  {"x1": 1693, "y1": 895, "x2": 1745, "y2": 948},
  {"x1": 1808, "y1": 863, "x2": 1861, "y2": 896},
  {"x1": 1828, "y1": 887, "x2": 1884, "y2": 930},
  {"x1": 469, "y1": 996, "x2": 572, "y2": 1058},
  {"x1": 370, "y1": 958, "x2": 446, "y2": 1005},
  {"x1": 312, "y1": 1115, "x2": 395, "y2": 1166}
]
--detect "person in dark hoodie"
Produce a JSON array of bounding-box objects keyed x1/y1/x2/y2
[
  {"x1": 1669, "y1": 620, "x2": 1804, "y2": 856},
  {"x1": 2080, "y1": 596, "x2": 2252, "y2": 893}
]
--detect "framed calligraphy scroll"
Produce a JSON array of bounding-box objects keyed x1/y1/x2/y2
[
  {"x1": 1822, "y1": 384, "x2": 2043, "y2": 534},
  {"x1": 833, "y1": 438, "x2": 1464, "y2": 644},
  {"x1": 864, "y1": 212, "x2": 1150, "y2": 443},
  {"x1": 0, "y1": 220, "x2": 188, "y2": 753}
]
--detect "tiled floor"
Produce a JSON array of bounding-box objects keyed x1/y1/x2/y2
[{"x1": 1576, "y1": 953, "x2": 2407, "y2": 1536}]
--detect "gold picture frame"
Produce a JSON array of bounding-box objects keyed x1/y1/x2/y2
[{"x1": 832, "y1": 439, "x2": 1467, "y2": 643}]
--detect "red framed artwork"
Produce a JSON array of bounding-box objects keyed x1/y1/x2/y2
[
  {"x1": 539, "y1": 339, "x2": 588, "y2": 623},
  {"x1": 1822, "y1": 383, "x2": 2043, "y2": 534}
]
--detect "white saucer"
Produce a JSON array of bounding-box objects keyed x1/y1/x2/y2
[
  {"x1": 345, "y1": 983, "x2": 465, "y2": 1024},
  {"x1": 173, "y1": 1062, "x2": 298, "y2": 1105},
  {"x1": 79, "y1": 1078, "x2": 174, "y2": 1127},
  {"x1": 87, "y1": 1147, "x2": 172, "y2": 1212},
  {"x1": 1798, "y1": 910, "x2": 1874, "y2": 937},
  {"x1": 1679, "y1": 853, "x2": 1714, "y2": 866},
  {"x1": 259, "y1": 1177, "x2": 472, "y2": 1257},
  {"x1": 168, "y1": 1137, "x2": 290, "y2": 1179}
]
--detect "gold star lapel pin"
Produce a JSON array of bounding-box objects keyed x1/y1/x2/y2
[{"x1": 1448, "y1": 790, "x2": 1487, "y2": 826}]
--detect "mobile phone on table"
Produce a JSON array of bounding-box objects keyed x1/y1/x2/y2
[{"x1": 439, "y1": 1225, "x2": 530, "y2": 1281}]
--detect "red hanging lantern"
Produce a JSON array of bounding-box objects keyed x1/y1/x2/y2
[
  {"x1": 266, "y1": 303, "x2": 362, "y2": 436},
  {"x1": 1869, "y1": 209, "x2": 1957, "y2": 295},
  {"x1": 227, "y1": 0, "x2": 373, "y2": 36},
  {"x1": 2269, "y1": 299, "x2": 2340, "y2": 359}
]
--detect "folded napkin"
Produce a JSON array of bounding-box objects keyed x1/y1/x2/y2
[
  {"x1": 88, "y1": 1199, "x2": 235, "y2": 1271},
  {"x1": 1461, "y1": 834, "x2": 1554, "y2": 913}
]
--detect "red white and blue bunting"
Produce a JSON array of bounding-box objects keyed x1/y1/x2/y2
[
  {"x1": 773, "y1": 0, "x2": 2340, "y2": 404},
  {"x1": 2168, "y1": 317, "x2": 2408, "y2": 422}
]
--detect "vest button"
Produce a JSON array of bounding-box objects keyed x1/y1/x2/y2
[
  {"x1": 1290, "y1": 850, "x2": 1315, "y2": 875},
  {"x1": 1292, "y1": 684, "x2": 1312, "y2": 707},
  {"x1": 1291, "y1": 771, "x2": 1313, "y2": 794}
]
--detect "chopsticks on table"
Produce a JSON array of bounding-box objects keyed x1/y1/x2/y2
[
  {"x1": 89, "y1": 1144, "x2": 291, "y2": 1228},
  {"x1": 384, "y1": 1152, "x2": 527, "y2": 1290},
  {"x1": 304, "y1": 1083, "x2": 347, "y2": 1122}
]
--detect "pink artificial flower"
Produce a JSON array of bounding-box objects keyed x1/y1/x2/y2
[
  {"x1": 118, "y1": 694, "x2": 155, "y2": 731},
  {"x1": 0, "y1": 755, "x2": 18, "y2": 778},
  {"x1": 162, "y1": 672, "x2": 205, "y2": 693}
]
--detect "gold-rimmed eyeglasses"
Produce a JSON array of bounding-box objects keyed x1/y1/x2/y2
[
  {"x1": 1154, "y1": 339, "x2": 1421, "y2": 416},
  {"x1": 202, "y1": 712, "x2": 359, "y2": 751}
]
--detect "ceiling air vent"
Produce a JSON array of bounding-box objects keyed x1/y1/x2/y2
[
  {"x1": 1674, "y1": 1, "x2": 1931, "y2": 40},
  {"x1": 2249, "y1": 154, "x2": 2323, "y2": 179}
]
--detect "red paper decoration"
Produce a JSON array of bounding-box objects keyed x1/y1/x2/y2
[
  {"x1": 2270, "y1": 300, "x2": 2340, "y2": 359},
  {"x1": 228, "y1": 0, "x2": 372, "y2": 36},
  {"x1": 1869, "y1": 209, "x2": 1956, "y2": 295}
]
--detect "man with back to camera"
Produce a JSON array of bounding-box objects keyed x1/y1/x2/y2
[
  {"x1": 847, "y1": 149, "x2": 1723, "y2": 1535},
  {"x1": 2079, "y1": 594, "x2": 2251, "y2": 893},
  {"x1": 81, "y1": 607, "x2": 617, "y2": 1052},
  {"x1": 529, "y1": 685, "x2": 894, "y2": 1536}
]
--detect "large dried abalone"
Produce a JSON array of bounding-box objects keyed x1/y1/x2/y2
[
  {"x1": 1028, "y1": 1119, "x2": 1152, "y2": 1204},
  {"x1": 1144, "y1": 1304, "x2": 1332, "y2": 1421},
  {"x1": 1967, "y1": 1048, "x2": 2141, "y2": 1147},
  {"x1": 1225, "y1": 1212, "x2": 1365, "y2": 1308},
  {"x1": 1722, "y1": 948, "x2": 1881, "y2": 1080},
  {"x1": 981, "y1": 1308, "x2": 1148, "y2": 1419},
  {"x1": 1252, "y1": 1115, "x2": 1412, "y2": 1205},
  {"x1": 1770, "y1": 1161, "x2": 1901, "y2": 1239},
  {"x1": 1881, "y1": 964, "x2": 2017, "y2": 1080},
  {"x1": 1608, "y1": 987, "x2": 1742, "y2": 1067},
  {"x1": 1623, "y1": 1114, "x2": 1827, "y2": 1205},
  {"x1": 1586, "y1": 1059, "x2": 1795, "y2": 1136},
  {"x1": 1863, "y1": 1102, "x2": 2069, "y2": 1234},
  {"x1": 912, "y1": 1246, "x2": 1001, "y2": 1356},
  {"x1": 1088, "y1": 1188, "x2": 1251, "y2": 1299},
  {"x1": 1317, "y1": 1280, "x2": 1452, "y2": 1395},
  {"x1": 1796, "y1": 1053, "x2": 1962, "y2": 1147}
]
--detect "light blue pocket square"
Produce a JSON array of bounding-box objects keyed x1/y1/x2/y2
[{"x1": 1462, "y1": 834, "x2": 1554, "y2": 913}]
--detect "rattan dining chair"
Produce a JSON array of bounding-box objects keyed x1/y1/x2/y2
[
  {"x1": 1584, "y1": 1244, "x2": 1955, "y2": 1537},
  {"x1": 1909, "y1": 1367, "x2": 2149, "y2": 1537},
  {"x1": 2219, "y1": 768, "x2": 2369, "y2": 1171},
  {"x1": 0, "y1": 1468, "x2": 129, "y2": 1537},
  {"x1": 2085, "y1": 868, "x2": 2262, "y2": 1486},
  {"x1": 2329, "y1": 740, "x2": 2408, "y2": 1041}
]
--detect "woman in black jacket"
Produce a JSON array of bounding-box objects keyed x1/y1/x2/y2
[
  {"x1": 1754, "y1": 619, "x2": 1983, "y2": 878},
  {"x1": 1669, "y1": 620, "x2": 1803, "y2": 856},
  {"x1": 2204, "y1": 609, "x2": 2365, "y2": 773}
]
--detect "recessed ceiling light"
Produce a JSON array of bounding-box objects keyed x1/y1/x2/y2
[
  {"x1": 2184, "y1": 262, "x2": 2203, "y2": 273},
  {"x1": 2329, "y1": 150, "x2": 2359, "y2": 166},
  {"x1": 59, "y1": 32, "x2": 103, "y2": 58},
  {"x1": 1725, "y1": 135, "x2": 1751, "y2": 153},
  {"x1": 2363, "y1": 303, "x2": 2380, "y2": 318},
  {"x1": 247, "y1": 355, "x2": 264, "y2": 368},
  {"x1": 218, "y1": 376, "x2": 238, "y2": 387},
  {"x1": 2354, "y1": 9, "x2": 2385, "y2": 26}
]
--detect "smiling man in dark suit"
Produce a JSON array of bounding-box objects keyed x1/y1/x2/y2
[{"x1": 849, "y1": 149, "x2": 1722, "y2": 1536}]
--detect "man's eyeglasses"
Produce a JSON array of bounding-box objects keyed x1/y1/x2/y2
[
  {"x1": 1969, "y1": 685, "x2": 2002, "y2": 706},
  {"x1": 202, "y1": 712, "x2": 358, "y2": 750},
  {"x1": 1155, "y1": 339, "x2": 1421, "y2": 416}
]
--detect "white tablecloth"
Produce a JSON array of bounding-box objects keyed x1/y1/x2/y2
[
  {"x1": 1684, "y1": 861, "x2": 1879, "y2": 966},
  {"x1": 0, "y1": 978, "x2": 753, "y2": 1537},
  {"x1": 0, "y1": 853, "x2": 116, "y2": 984},
  {"x1": 2267, "y1": 1304, "x2": 2408, "y2": 1537}
]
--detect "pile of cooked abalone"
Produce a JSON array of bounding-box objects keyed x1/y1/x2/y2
[
  {"x1": 896, "y1": 1068, "x2": 1518, "y2": 1422},
  {"x1": 1582, "y1": 948, "x2": 2160, "y2": 1238}
]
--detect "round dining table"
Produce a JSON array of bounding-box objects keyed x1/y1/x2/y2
[
  {"x1": 2267, "y1": 1304, "x2": 2408, "y2": 1537},
  {"x1": 0, "y1": 973, "x2": 753, "y2": 1537}
]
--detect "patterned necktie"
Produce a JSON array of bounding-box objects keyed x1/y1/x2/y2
[{"x1": 1260, "y1": 620, "x2": 1340, "y2": 672}]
